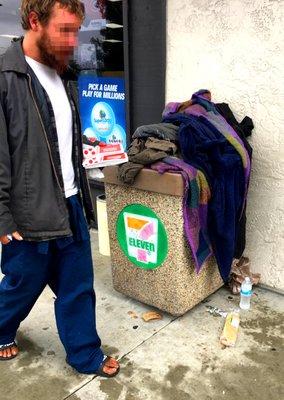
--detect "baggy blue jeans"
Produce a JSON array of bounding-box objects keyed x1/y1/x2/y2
[{"x1": 0, "y1": 195, "x2": 104, "y2": 373}]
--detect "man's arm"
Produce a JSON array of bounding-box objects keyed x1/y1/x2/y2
[{"x1": 0, "y1": 101, "x2": 18, "y2": 239}]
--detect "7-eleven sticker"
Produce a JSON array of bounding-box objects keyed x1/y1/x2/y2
[
  {"x1": 123, "y1": 212, "x2": 158, "y2": 264},
  {"x1": 116, "y1": 204, "x2": 168, "y2": 270}
]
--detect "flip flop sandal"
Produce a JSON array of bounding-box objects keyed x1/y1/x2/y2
[
  {"x1": 0, "y1": 341, "x2": 18, "y2": 361},
  {"x1": 94, "y1": 355, "x2": 120, "y2": 378}
]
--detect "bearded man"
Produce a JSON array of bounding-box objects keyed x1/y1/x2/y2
[{"x1": 0, "y1": 0, "x2": 119, "y2": 378}]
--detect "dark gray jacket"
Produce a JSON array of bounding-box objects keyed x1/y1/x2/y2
[{"x1": 0, "y1": 39, "x2": 95, "y2": 240}]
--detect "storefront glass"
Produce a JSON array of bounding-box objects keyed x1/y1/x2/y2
[
  {"x1": 74, "y1": 0, "x2": 124, "y2": 73},
  {"x1": 0, "y1": 0, "x2": 125, "y2": 75}
]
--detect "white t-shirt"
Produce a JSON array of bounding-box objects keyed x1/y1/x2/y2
[{"x1": 25, "y1": 56, "x2": 78, "y2": 198}]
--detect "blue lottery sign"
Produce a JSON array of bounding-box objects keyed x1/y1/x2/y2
[{"x1": 79, "y1": 75, "x2": 127, "y2": 150}]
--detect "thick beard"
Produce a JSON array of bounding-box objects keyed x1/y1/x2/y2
[{"x1": 37, "y1": 32, "x2": 68, "y2": 75}]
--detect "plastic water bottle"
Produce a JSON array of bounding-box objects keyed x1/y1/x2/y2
[{"x1": 239, "y1": 277, "x2": 252, "y2": 310}]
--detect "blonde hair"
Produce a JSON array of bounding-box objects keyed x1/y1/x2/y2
[{"x1": 20, "y1": 0, "x2": 85, "y2": 30}]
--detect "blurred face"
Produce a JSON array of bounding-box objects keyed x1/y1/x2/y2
[{"x1": 37, "y1": 3, "x2": 81, "y2": 73}]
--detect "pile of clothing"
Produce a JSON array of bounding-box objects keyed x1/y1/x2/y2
[
  {"x1": 119, "y1": 90, "x2": 254, "y2": 283},
  {"x1": 119, "y1": 123, "x2": 179, "y2": 183}
]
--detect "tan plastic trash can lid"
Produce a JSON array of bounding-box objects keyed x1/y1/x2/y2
[{"x1": 116, "y1": 204, "x2": 168, "y2": 269}]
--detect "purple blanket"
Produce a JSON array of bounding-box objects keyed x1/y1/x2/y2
[
  {"x1": 151, "y1": 157, "x2": 212, "y2": 272},
  {"x1": 161, "y1": 90, "x2": 252, "y2": 282}
]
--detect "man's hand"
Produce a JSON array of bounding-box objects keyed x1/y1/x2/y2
[{"x1": 0, "y1": 231, "x2": 23, "y2": 244}]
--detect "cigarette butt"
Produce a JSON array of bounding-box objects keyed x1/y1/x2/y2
[{"x1": 7, "y1": 234, "x2": 13, "y2": 241}]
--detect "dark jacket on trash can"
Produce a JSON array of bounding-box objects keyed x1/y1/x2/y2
[{"x1": 215, "y1": 102, "x2": 254, "y2": 259}]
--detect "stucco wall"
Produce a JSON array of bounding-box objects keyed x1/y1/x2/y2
[{"x1": 166, "y1": 0, "x2": 284, "y2": 290}]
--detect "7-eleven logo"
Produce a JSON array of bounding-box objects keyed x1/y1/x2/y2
[{"x1": 123, "y1": 212, "x2": 158, "y2": 264}]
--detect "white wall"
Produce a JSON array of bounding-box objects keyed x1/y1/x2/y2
[{"x1": 167, "y1": 0, "x2": 284, "y2": 290}]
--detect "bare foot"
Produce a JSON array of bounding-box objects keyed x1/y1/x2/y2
[
  {"x1": 102, "y1": 357, "x2": 119, "y2": 375},
  {"x1": 0, "y1": 344, "x2": 18, "y2": 360}
]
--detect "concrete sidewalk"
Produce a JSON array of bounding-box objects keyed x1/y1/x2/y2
[{"x1": 0, "y1": 230, "x2": 283, "y2": 400}]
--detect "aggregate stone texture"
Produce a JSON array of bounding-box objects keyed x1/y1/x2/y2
[{"x1": 105, "y1": 183, "x2": 223, "y2": 316}]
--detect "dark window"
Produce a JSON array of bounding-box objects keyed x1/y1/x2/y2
[{"x1": 73, "y1": 0, "x2": 124, "y2": 73}]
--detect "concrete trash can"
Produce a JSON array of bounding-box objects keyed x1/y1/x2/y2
[
  {"x1": 104, "y1": 166, "x2": 223, "y2": 316},
  {"x1": 96, "y1": 194, "x2": 110, "y2": 256}
]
